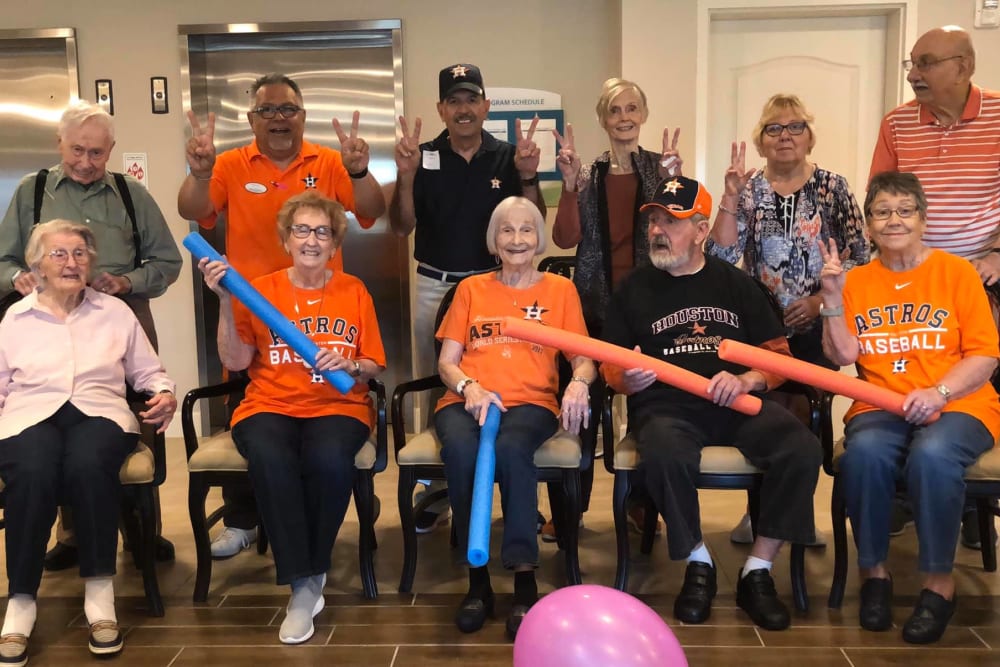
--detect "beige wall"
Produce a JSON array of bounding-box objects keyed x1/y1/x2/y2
[{"x1": 4, "y1": 0, "x2": 995, "y2": 433}]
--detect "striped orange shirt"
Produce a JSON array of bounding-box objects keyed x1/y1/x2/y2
[{"x1": 869, "y1": 85, "x2": 1000, "y2": 259}]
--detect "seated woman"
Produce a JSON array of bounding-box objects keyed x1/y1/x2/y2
[
  {"x1": 435, "y1": 196, "x2": 596, "y2": 640},
  {"x1": 199, "y1": 191, "x2": 385, "y2": 645},
  {"x1": 0, "y1": 220, "x2": 177, "y2": 664},
  {"x1": 819, "y1": 171, "x2": 1000, "y2": 644}
]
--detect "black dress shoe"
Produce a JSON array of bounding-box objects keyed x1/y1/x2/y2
[
  {"x1": 673, "y1": 561, "x2": 717, "y2": 624},
  {"x1": 155, "y1": 536, "x2": 175, "y2": 562},
  {"x1": 902, "y1": 589, "x2": 956, "y2": 644},
  {"x1": 859, "y1": 577, "x2": 893, "y2": 631},
  {"x1": 736, "y1": 568, "x2": 790, "y2": 631},
  {"x1": 455, "y1": 588, "x2": 495, "y2": 633},
  {"x1": 43, "y1": 542, "x2": 78, "y2": 571},
  {"x1": 506, "y1": 603, "x2": 531, "y2": 640}
]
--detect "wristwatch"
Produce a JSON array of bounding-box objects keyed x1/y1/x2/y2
[
  {"x1": 456, "y1": 377, "x2": 477, "y2": 396},
  {"x1": 350, "y1": 360, "x2": 362, "y2": 378},
  {"x1": 819, "y1": 304, "x2": 844, "y2": 318},
  {"x1": 936, "y1": 384, "x2": 952, "y2": 401}
]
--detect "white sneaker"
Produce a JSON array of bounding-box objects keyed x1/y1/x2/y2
[
  {"x1": 729, "y1": 513, "x2": 754, "y2": 545},
  {"x1": 279, "y1": 574, "x2": 326, "y2": 644},
  {"x1": 210, "y1": 526, "x2": 257, "y2": 559}
]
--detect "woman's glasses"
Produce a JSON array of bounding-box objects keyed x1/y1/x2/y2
[
  {"x1": 289, "y1": 224, "x2": 333, "y2": 240},
  {"x1": 762, "y1": 121, "x2": 808, "y2": 137}
]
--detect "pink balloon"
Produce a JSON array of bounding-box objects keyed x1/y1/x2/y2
[{"x1": 513, "y1": 585, "x2": 687, "y2": 667}]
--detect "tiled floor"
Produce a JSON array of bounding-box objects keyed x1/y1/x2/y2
[{"x1": 3, "y1": 437, "x2": 1000, "y2": 666}]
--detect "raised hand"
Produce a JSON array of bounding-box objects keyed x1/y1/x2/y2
[
  {"x1": 394, "y1": 115, "x2": 422, "y2": 176},
  {"x1": 514, "y1": 116, "x2": 541, "y2": 179},
  {"x1": 332, "y1": 111, "x2": 370, "y2": 175},
  {"x1": 552, "y1": 123, "x2": 581, "y2": 189},
  {"x1": 817, "y1": 237, "x2": 847, "y2": 297},
  {"x1": 197, "y1": 256, "x2": 231, "y2": 298},
  {"x1": 658, "y1": 127, "x2": 684, "y2": 178},
  {"x1": 185, "y1": 110, "x2": 216, "y2": 179},
  {"x1": 724, "y1": 141, "x2": 756, "y2": 196}
]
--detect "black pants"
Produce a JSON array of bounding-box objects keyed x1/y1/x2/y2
[
  {"x1": 636, "y1": 400, "x2": 822, "y2": 561},
  {"x1": 0, "y1": 403, "x2": 136, "y2": 596}
]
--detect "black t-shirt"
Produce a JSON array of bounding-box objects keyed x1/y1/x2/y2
[
  {"x1": 413, "y1": 129, "x2": 522, "y2": 272},
  {"x1": 602, "y1": 255, "x2": 783, "y2": 420}
]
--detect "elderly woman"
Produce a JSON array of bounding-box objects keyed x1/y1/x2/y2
[
  {"x1": 0, "y1": 220, "x2": 176, "y2": 663},
  {"x1": 819, "y1": 171, "x2": 1000, "y2": 644},
  {"x1": 436, "y1": 196, "x2": 596, "y2": 640},
  {"x1": 549, "y1": 77, "x2": 679, "y2": 537},
  {"x1": 706, "y1": 93, "x2": 869, "y2": 544},
  {"x1": 199, "y1": 191, "x2": 386, "y2": 645}
]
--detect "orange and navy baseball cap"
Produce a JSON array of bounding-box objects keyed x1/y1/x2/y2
[
  {"x1": 439, "y1": 63, "x2": 485, "y2": 101},
  {"x1": 640, "y1": 176, "x2": 713, "y2": 219}
]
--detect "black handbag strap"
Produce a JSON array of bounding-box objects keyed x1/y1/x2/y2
[{"x1": 32, "y1": 169, "x2": 49, "y2": 224}]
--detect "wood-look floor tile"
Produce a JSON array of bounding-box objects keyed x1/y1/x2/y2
[
  {"x1": 670, "y1": 625, "x2": 762, "y2": 647},
  {"x1": 169, "y1": 645, "x2": 397, "y2": 666},
  {"x1": 328, "y1": 622, "x2": 510, "y2": 645},
  {"x1": 394, "y1": 645, "x2": 513, "y2": 666},
  {"x1": 683, "y1": 646, "x2": 851, "y2": 666},
  {"x1": 969, "y1": 626, "x2": 1000, "y2": 648},
  {"x1": 19, "y1": 645, "x2": 181, "y2": 666},
  {"x1": 124, "y1": 623, "x2": 332, "y2": 646},
  {"x1": 760, "y1": 625, "x2": 985, "y2": 649},
  {"x1": 843, "y1": 648, "x2": 1000, "y2": 666},
  {"x1": 313, "y1": 604, "x2": 456, "y2": 625}
]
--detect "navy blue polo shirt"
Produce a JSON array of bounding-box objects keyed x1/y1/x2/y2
[{"x1": 413, "y1": 129, "x2": 522, "y2": 272}]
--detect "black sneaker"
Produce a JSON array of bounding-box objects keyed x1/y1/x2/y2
[
  {"x1": 43, "y1": 542, "x2": 78, "y2": 571},
  {"x1": 902, "y1": 589, "x2": 956, "y2": 644},
  {"x1": 736, "y1": 568, "x2": 790, "y2": 631},
  {"x1": 673, "y1": 561, "x2": 717, "y2": 624},
  {"x1": 859, "y1": 577, "x2": 893, "y2": 631},
  {"x1": 455, "y1": 587, "x2": 494, "y2": 633},
  {"x1": 889, "y1": 499, "x2": 914, "y2": 537},
  {"x1": 960, "y1": 508, "x2": 998, "y2": 550},
  {"x1": 415, "y1": 508, "x2": 450, "y2": 534}
]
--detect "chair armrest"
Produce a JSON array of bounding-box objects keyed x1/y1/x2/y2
[
  {"x1": 368, "y1": 378, "x2": 388, "y2": 474},
  {"x1": 820, "y1": 390, "x2": 838, "y2": 476},
  {"x1": 602, "y1": 384, "x2": 620, "y2": 474},
  {"x1": 180, "y1": 377, "x2": 250, "y2": 461},
  {"x1": 776, "y1": 380, "x2": 823, "y2": 437},
  {"x1": 390, "y1": 375, "x2": 446, "y2": 462}
]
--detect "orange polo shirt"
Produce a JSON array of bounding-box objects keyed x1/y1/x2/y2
[{"x1": 198, "y1": 139, "x2": 375, "y2": 281}]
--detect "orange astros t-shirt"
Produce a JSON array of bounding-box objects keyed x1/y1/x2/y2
[
  {"x1": 230, "y1": 269, "x2": 386, "y2": 429},
  {"x1": 842, "y1": 249, "x2": 1000, "y2": 440},
  {"x1": 435, "y1": 272, "x2": 589, "y2": 416}
]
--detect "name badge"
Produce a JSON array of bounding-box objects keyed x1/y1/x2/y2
[
  {"x1": 244, "y1": 182, "x2": 267, "y2": 194},
  {"x1": 422, "y1": 150, "x2": 440, "y2": 170}
]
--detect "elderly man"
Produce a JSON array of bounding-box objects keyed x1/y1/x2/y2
[
  {"x1": 869, "y1": 25, "x2": 1000, "y2": 549},
  {"x1": 388, "y1": 63, "x2": 546, "y2": 532},
  {"x1": 178, "y1": 73, "x2": 386, "y2": 558},
  {"x1": 0, "y1": 100, "x2": 182, "y2": 570},
  {"x1": 601, "y1": 176, "x2": 822, "y2": 631}
]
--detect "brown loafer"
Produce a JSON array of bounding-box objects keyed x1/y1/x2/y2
[
  {"x1": 88, "y1": 620, "x2": 123, "y2": 656},
  {"x1": 0, "y1": 633, "x2": 28, "y2": 667}
]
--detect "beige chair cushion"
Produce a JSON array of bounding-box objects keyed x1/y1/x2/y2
[
  {"x1": 0, "y1": 441, "x2": 153, "y2": 494},
  {"x1": 613, "y1": 434, "x2": 760, "y2": 474},
  {"x1": 833, "y1": 436, "x2": 1000, "y2": 481},
  {"x1": 398, "y1": 428, "x2": 582, "y2": 469},
  {"x1": 187, "y1": 432, "x2": 377, "y2": 473}
]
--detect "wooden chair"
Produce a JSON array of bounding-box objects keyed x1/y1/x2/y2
[
  {"x1": 181, "y1": 377, "x2": 388, "y2": 602},
  {"x1": 602, "y1": 381, "x2": 821, "y2": 612},
  {"x1": 821, "y1": 392, "x2": 1000, "y2": 608}
]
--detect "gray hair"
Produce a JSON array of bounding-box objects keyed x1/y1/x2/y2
[
  {"x1": 58, "y1": 101, "x2": 115, "y2": 143},
  {"x1": 24, "y1": 219, "x2": 98, "y2": 279},
  {"x1": 250, "y1": 73, "x2": 303, "y2": 107},
  {"x1": 485, "y1": 196, "x2": 547, "y2": 256}
]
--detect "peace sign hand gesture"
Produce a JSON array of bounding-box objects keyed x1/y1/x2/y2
[
  {"x1": 185, "y1": 110, "x2": 216, "y2": 179},
  {"x1": 724, "y1": 141, "x2": 757, "y2": 196},
  {"x1": 514, "y1": 116, "x2": 541, "y2": 179},
  {"x1": 394, "y1": 115, "x2": 422, "y2": 176},
  {"x1": 817, "y1": 237, "x2": 847, "y2": 299},
  {"x1": 658, "y1": 127, "x2": 684, "y2": 178},
  {"x1": 332, "y1": 111, "x2": 370, "y2": 175},
  {"x1": 552, "y1": 123, "x2": 582, "y2": 190}
]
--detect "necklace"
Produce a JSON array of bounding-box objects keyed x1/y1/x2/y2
[
  {"x1": 290, "y1": 270, "x2": 329, "y2": 319},
  {"x1": 497, "y1": 270, "x2": 541, "y2": 307}
]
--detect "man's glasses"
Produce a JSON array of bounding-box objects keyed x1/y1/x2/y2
[
  {"x1": 902, "y1": 55, "x2": 964, "y2": 73},
  {"x1": 251, "y1": 104, "x2": 303, "y2": 120},
  {"x1": 289, "y1": 224, "x2": 333, "y2": 240},
  {"x1": 869, "y1": 206, "x2": 918, "y2": 221},
  {"x1": 762, "y1": 121, "x2": 808, "y2": 137},
  {"x1": 47, "y1": 248, "x2": 90, "y2": 264}
]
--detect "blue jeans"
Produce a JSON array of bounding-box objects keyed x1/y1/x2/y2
[
  {"x1": 436, "y1": 403, "x2": 557, "y2": 569},
  {"x1": 841, "y1": 410, "x2": 993, "y2": 573},
  {"x1": 232, "y1": 412, "x2": 368, "y2": 585}
]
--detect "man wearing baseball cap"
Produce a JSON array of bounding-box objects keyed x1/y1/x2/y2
[
  {"x1": 601, "y1": 176, "x2": 822, "y2": 631},
  {"x1": 388, "y1": 63, "x2": 546, "y2": 532}
]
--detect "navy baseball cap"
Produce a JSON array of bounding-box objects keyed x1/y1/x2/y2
[
  {"x1": 439, "y1": 63, "x2": 485, "y2": 101},
  {"x1": 640, "y1": 176, "x2": 714, "y2": 219}
]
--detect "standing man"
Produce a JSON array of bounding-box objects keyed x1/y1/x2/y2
[
  {"x1": 869, "y1": 25, "x2": 1000, "y2": 548},
  {"x1": 388, "y1": 63, "x2": 545, "y2": 532},
  {"x1": 178, "y1": 73, "x2": 386, "y2": 559},
  {"x1": 0, "y1": 101, "x2": 183, "y2": 569},
  {"x1": 602, "y1": 176, "x2": 821, "y2": 630}
]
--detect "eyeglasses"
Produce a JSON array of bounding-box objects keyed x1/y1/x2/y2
[
  {"x1": 762, "y1": 121, "x2": 808, "y2": 137},
  {"x1": 47, "y1": 248, "x2": 90, "y2": 263},
  {"x1": 869, "y1": 206, "x2": 918, "y2": 221},
  {"x1": 289, "y1": 224, "x2": 333, "y2": 240},
  {"x1": 903, "y1": 55, "x2": 964, "y2": 72},
  {"x1": 251, "y1": 104, "x2": 303, "y2": 119}
]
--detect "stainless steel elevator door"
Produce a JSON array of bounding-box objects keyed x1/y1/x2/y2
[
  {"x1": 0, "y1": 30, "x2": 79, "y2": 207},
  {"x1": 183, "y1": 24, "x2": 409, "y2": 429}
]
